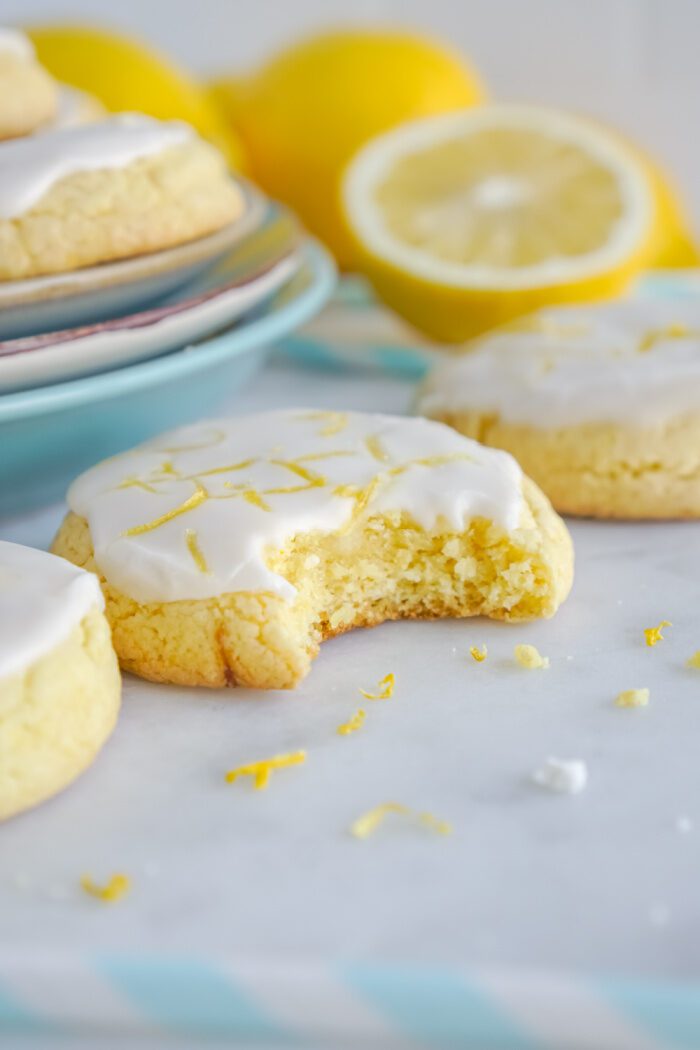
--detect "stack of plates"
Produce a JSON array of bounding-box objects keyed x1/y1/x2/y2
[{"x1": 0, "y1": 182, "x2": 336, "y2": 513}]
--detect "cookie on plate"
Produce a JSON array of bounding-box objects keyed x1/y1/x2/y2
[
  {"x1": 52, "y1": 409, "x2": 573, "y2": 690},
  {"x1": 0, "y1": 541, "x2": 121, "y2": 821},
  {"x1": 0, "y1": 113, "x2": 244, "y2": 280},
  {"x1": 417, "y1": 299, "x2": 700, "y2": 519},
  {"x1": 0, "y1": 28, "x2": 57, "y2": 140}
]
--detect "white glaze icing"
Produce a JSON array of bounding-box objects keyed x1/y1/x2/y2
[
  {"x1": 0, "y1": 113, "x2": 192, "y2": 219},
  {"x1": 0, "y1": 541, "x2": 104, "y2": 680},
  {"x1": 418, "y1": 299, "x2": 700, "y2": 428},
  {"x1": 0, "y1": 28, "x2": 34, "y2": 60},
  {"x1": 67, "y1": 409, "x2": 524, "y2": 604}
]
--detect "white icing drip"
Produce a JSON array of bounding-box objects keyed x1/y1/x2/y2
[
  {"x1": 0, "y1": 541, "x2": 104, "y2": 680},
  {"x1": 418, "y1": 299, "x2": 700, "y2": 428},
  {"x1": 67, "y1": 409, "x2": 524, "y2": 605},
  {"x1": 0, "y1": 28, "x2": 34, "y2": 60},
  {"x1": 0, "y1": 113, "x2": 192, "y2": 219}
]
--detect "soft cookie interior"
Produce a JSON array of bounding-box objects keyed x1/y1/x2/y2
[{"x1": 53, "y1": 478, "x2": 572, "y2": 690}]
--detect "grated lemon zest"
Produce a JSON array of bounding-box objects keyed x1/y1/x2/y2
[
  {"x1": 80, "y1": 873, "x2": 131, "y2": 903},
  {"x1": 470, "y1": 645, "x2": 488, "y2": 662},
  {"x1": 194, "y1": 458, "x2": 257, "y2": 478},
  {"x1": 351, "y1": 802, "x2": 452, "y2": 839},
  {"x1": 687, "y1": 651, "x2": 700, "y2": 669},
  {"x1": 115, "y1": 477, "x2": 158, "y2": 494},
  {"x1": 337, "y1": 708, "x2": 366, "y2": 735},
  {"x1": 365, "y1": 434, "x2": 390, "y2": 463},
  {"x1": 644, "y1": 620, "x2": 672, "y2": 647},
  {"x1": 299, "y1": 411, "x2": 349, "y2": 437},
  {"x1": 514, "y1": 644, "x2": 550, "y2": 669},
  {"x1": 359, "y1": 673, "x2": 395, "y2": 700},
  {"x1": 123, "y1": 484, "x2": 207, "y2": 536},
  {"x1": 639, "y1": 324, "x2": 693, "y2": 352},
  {"x1": 264, "y1": 460, "x2": 326, "y2": 494},
  {"x1": 185, "y1": 529, "x2": 210, "y2": 575},
  {"x1": 242, "y1": 489, "x2": 272, "y2": 512},
  {"x1": 616, "y1": 687, "x2": 650, "y2": 708},
  {"x1": 225, "y1": 751, "x2": 306, "y2": 790},
  {"x1": 295, "y1": 451, "x2": 356, "y2": 463}
]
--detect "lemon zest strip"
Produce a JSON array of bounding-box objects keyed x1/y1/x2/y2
[
  {"x1": 185, "y1": 529, "x2": 210, "y2": 575},
  {"x1": 351, "y1": 802, "x2": 452, "y2": 839},
  {"x1": 616, "y1": 688, "x2": 650, "y2": 708},
  {"x1": 359, "y1": 673, "x2": 395, "y2": 700},
  {"x1": 80, "y1": 873, "x2": 131, "y2": 903},
  {"x1": 337, "y1": 708, "x2": 366, "y2": 735},
  {"x1": 123, "y1": 485, "x2": 207, "y2": 536},
  {"x1": 299, "y1": 411, "x2": 349, "y2": 437},
  {"x1": 365, "y1": 434, "x2": 390, "y2": 463},
  {"x1": 644, "y1": 620, "x2": 672, "y2": 647},
  {"x1": 470, "y1": 645, "x2": 488, "y2": 662},
  {"x1": 687, "y1": 651, "x2": 700, "y2": 669},
  {"x1": 225, "y1": 751, "x2": 307, "y2": 790}
]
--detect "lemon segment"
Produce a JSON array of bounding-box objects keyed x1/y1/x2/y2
[{"x1": 342, "y1": 105, "x2": 657, "y2": 341}]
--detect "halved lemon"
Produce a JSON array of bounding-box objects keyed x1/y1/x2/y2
[{"x1": 342, "y1": 104, "x2": 657, "y2": 342}]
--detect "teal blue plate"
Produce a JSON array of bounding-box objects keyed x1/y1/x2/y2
[{"x1": 0, "y1": 239, "x2": 335, "y2": 515}]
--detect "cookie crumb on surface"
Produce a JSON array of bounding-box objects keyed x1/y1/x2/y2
[
  {"x1": 225, "y1": 751, "x2": 306, "y2": 790},
  {"x1": 80, "y1": 873, "x2": 131, "y2": 903},
  {"x1": 532, "y1": 757, "x2": 587, "y2": 794},
  {"x1": 470, "y1": 645, "x2": 487, "y2": 662},
  {"x1": 616, "y1": 688, "x2": 650, "y2": 708},
  {"x1": 644, "y1": 620, "x2": 671, "y2": 647},
  {"x1": 515, "y1": 644, "x2": 549, "y2": 669},
  {"x1": 359, "y1": 673, "x2": 395, "y2": 700},
  {"x1": 351, "y1": 802, "x2": 452, "y2": 839},
  {"x1": 337, "y1": 709, "x2": 366, "y2": 735}
]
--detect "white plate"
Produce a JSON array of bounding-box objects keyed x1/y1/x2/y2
[
  {"x1": 0, "y1": 205, "x2": 303, "y2": 392},
  {"x1": 0, "y1": 181, "x2": 266, "y2": 339}
]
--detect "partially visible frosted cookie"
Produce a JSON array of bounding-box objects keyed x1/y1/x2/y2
[
  {"x1": 52, "y1": 409, "x2": 573, "y2": 690},
  {"x1": 0, "y1": 541, "x2": 121, "y2": 820},
  {"x1": 0, "y1": 114, "x2": 244, "y2": 280},
  {"x1": 418, "y1": 299, "x2": 700, "y2": 519},
  {"x1": 0, "y1": 28, "x2": 57, "y2": 140}
]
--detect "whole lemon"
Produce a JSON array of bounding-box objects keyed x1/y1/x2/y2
[
  {"x1": 27, "y1": 24, "x2": 247, "y2": 170},
  {"x1": 209, "y1": 29, "x2": 483, "y2": 266}
]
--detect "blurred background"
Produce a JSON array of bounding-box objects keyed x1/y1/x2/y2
[{"x1": 6, "y1": 0, "x2": 699, "y2": 233}]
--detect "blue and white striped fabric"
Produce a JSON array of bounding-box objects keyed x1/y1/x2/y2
[
  {"x1": 278, "y1": 271, "x2": 700, "y2": 382},
  {"x1": 1, "y1": 954, "x2": 700, "y2": 1047}
]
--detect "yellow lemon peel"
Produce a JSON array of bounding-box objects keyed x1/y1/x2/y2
[
  {"x1": 687, "y1": 652, "x2": 700, "y2": 669},
  {"x1": 225, "y1": 751, "x2": 306, "y2": 790},
  {"x1": 616, "y1": 688, "x2": 650, "y2": 708},
  {"x1": 337, "y1": 708, "x2": 366, "y2": 735},
  {"x1": 123, "y1": 484, "x2": 207, "y2": 536},
  {"x1": 80, "y1": 873, "x2": 131, "y2": 903},
  {"x1": 638, "y1": 325, "x2": 694, "y2": 352},
  {"x1": 359, "y1": 673, "x2": 395, "y2": 700},
  {"x1": 514, "y1": 644, "x2": 550, "y2": 670},
  {"x1": 184, "y1": 529, "x2": 210, "y2": 575},
  {"x1": 644, "y1": 620, "x2": 672, "y2": 647},
  {"x1": 470, "y1": 645, "x2": 487, "y2": 662},
  {"x1": 351, "y1": 802, "x2": 452, "y2": 839}
]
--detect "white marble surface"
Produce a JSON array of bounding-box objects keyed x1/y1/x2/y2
[{"x1": 2, "y1": 360, "x2": 700, "y2": 983}]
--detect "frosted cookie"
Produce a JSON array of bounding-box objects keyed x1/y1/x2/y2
[
  {"x1": 52, "y1": 409, "x2": 573, "y2": 690},
  {"x1": 0, "y1": 541, "x2": 121, "y2": 821},
  {"x1": 0, "y1": 114, "x2": 244, "y2": 280},
  {"x1": 51, "y1": 85, "x2": 107, "y2": 130},
  {"x1": 417, "y1": 300, "x2": 700, "y2": 519},
  {"x1": 0, "y1": 28, "x2": 57, "y2": 140}
]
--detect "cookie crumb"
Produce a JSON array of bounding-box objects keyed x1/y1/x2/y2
[
  {"x1": 644, "y1": 620, "x2": 671, "y2": 647},
  {"x1": 338, "y1": 709, "x2": 366, "y2": 736},
  {"x1": 351, "y1": 802, "x2": 452, "y2": 839},
  {"x1": 616, "y1": 688, "x2": 650, "y2": 708},
  {"x1": 225, "y1": 751, "x2": 306, "y2": 790},
  {"x1": 515, "y1": 644, "x2": 549, "y2": 669},
  {"x1": 359, "y1": 673, "x2": 395, "y2": 700},
  {"x1": 80, "y1": 873, "x2": 131, "y2": 903},
  {"x1": 532, "y1": 757, "x2": 587, "y2": 794},
  {"x1": 470, "y1": 645, "x2": 487, "y2": 663}
]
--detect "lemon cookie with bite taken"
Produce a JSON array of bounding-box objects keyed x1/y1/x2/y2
[
  {"x1": 417, "y1": 299, "x2": 700, "y2": 518},
  {"x1": 0, "y1": 28, "x2": 57, "y2": 140},
  {"x1": 0, "y1": 113, "x2": 244, "y2": 280},
  {"x1": 52, "y1": 409, "x2": 573, "y2": 690},
  {"x1": 0, "y1": 541, "x2": 121, "y2": 821}
]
